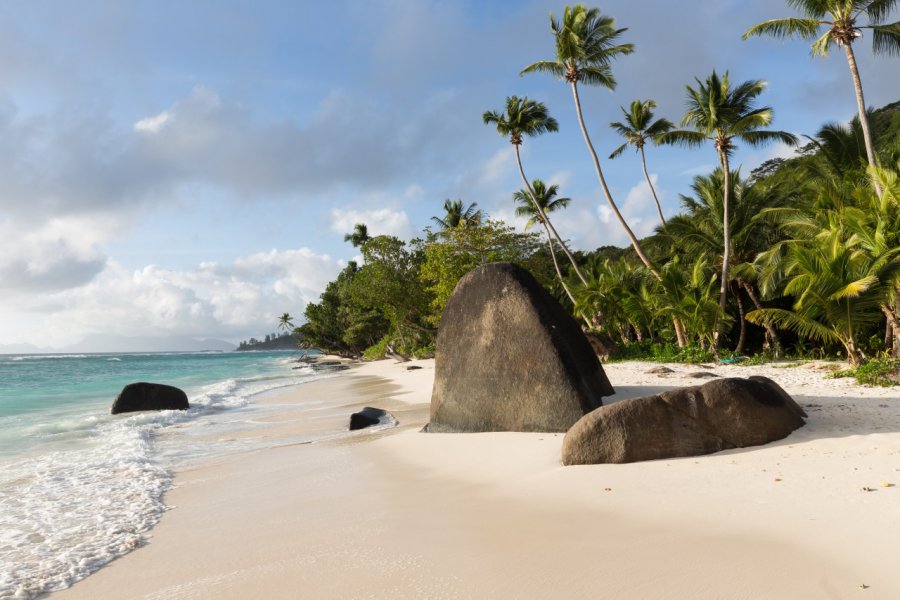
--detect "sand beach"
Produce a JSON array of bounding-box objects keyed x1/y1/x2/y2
[{"x1": 53, "y1": 358, "x2": 900, "y2": 600}]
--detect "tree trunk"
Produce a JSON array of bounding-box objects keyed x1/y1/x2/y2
[
  {"x1": 514, "y1": 145, "x2": 588, "y2": 285},
  {"x1": 843, "y1": 42, "x2": 883, "y2": 197},
  {"x1": 542, "y1": 224, "x2": 577, "y2": 305},
  {"x1": 673, "y1": 318, "x2": 688, "y2": 347},
  {"x1": 735, "y1": 285, "x2": 747, "y2": 355},
  {"x1": 570, "y1": 81, "x2": 659, "y2": 279},
  {"x1": 883, "y1": 303, "x2": 900, "y2": 359},
  {"x1": 714, "y1": 150, "x2": 732, "y2": 351},
  {"x1": 640, "y1": 146, "x2": 666, "y2": 229},
  {"x1": 739, "y1": 278, "x2": 782, "y2": 356}
]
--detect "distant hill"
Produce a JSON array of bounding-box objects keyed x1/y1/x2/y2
[
  {"x1": 60, "y1": 334, "x2": 236, "y2": 353},
  {"x1": 236, "y1": 332, "x2": 300, "y2": 351}
]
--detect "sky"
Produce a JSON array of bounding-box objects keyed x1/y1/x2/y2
[{"x1": 0, "y1": 0, "x2": 898, "y2": 350}]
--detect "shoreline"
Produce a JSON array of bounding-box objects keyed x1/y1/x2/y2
[{"x1": 55, "y1": 358, "x2": 900, "y2": 599}]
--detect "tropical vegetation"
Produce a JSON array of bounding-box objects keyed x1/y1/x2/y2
[{"x1": 289, "y1": 3, "x2": 900, "y2": 382}]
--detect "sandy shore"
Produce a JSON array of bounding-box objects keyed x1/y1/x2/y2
[{"x1": 56, "y1": 359, "x2": 900, "y2": 599}]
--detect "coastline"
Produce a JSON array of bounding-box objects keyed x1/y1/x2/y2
[{"x1": 55, "y1": 358, "x2": 900, "y2": 599}]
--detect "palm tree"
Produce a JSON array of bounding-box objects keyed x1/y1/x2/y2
[
  {"x1": 743, "y1": 0, "x2": 900, "y2": 197},
  {"x1": 665, "y1": 169, "x2": 788, "y2": 354},
  {"x1": 520, "y1": 6, "x2": 661, "y2": 274},
  {"x1": 277, "y1": 312, "x2": 294, "y2": 332},
  {"x1": 432, "y1": 199, "x2": 483, "y2": 230},
  {"x1": 483, "y1": 95, "x2": 588, "y2": 285},
  {"x1": 609, "y1": 99, "x2": 675, "y2": 228},
  {"x1": 343, "y1": 223, "x2": 370, "y2": 248},
  {"x1": 659, "y1": 70, "x2": 798, "y2": 348},
  {"x1": 513, "y1": 179, "x2": 577, "y2": 303}
]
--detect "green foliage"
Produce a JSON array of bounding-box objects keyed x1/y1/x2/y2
[
  {"x1": 607, "y1": 340, "x2": 715, "y2": 364},
  {"x1": 419, "y1": 220, "x2": 543, "y2": 323},
  {"x1": 362, "y1": 336, "x2": 390, "y2": 361},
  {"x1": 828, "y1": 357, "x2": 900, "y2": 387}
]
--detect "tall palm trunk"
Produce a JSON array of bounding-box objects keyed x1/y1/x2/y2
[
  {"x1": 570, "y1": 81, "x2": 659, "y2": 277},
  {"x1": 883, "y1": 303, "x2": 900, "y2": 359},
  {"x1": 843, "y1": 43, "x2": 883, "y2": 197},
  {"x1": 514, "y1": 144, "x2": 588, "y2": 285},
  {"x1": 739, "y1": 278, "x2": 782, "y2": 356},
  {"x1": 639, "y1": 146, "x2": 666, "y2": 229},
  {"x1": 570, "y1": 82, "x2": 687, "y2": 348},
  {"x1": 734, "y1": 285, "x2": 747, "y2": 355},
  {"x1": 542, "y1": 226, "x2": 577, "y2": 305},
  {"x1": 715, "y1": 150, "x2": 733, "y2": 350}
]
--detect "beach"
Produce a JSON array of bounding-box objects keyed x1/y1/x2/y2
[{"x1": 54, "y1": 358, "x2": 900, "y2": 600}]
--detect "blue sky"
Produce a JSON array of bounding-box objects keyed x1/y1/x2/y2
[{"x1": 1, "y1": 0, "x2": 898, "y2": 350}]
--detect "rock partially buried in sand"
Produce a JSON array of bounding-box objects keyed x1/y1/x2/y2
[
  {"x1": 428, "y1": 262, "x2": 614, "y2": 433},
  {"x1": 562, "y1": 376, "x2": 806, "y2": 465},
  {"x1": 111, "y1": 382, "x2": 189, "y2": 414},
  {"x1": 349, "y1": 407, "x2": 398, "y2": 430}
]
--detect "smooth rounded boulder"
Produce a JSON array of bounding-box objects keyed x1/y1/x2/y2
[
  {"x1": 428, "y1": 262, "x2": 614, "y2": 433},
  {"x1": 349, "y1": 406, "x2": 398, "y2": 430},
  {"x1": 111, "y1": 382, "x2": 190, "y2": 415},
  {"x1": 562, "y1": 376, "x2": 806, "y2": 465}
]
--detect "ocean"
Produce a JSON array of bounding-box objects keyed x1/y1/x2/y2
[{"x1": 0, "y1": 350, "x2": 328, "y2": 599}]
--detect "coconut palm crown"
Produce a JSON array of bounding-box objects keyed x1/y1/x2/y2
[
  {"x1": 482, "y1": 95, "x2": 558, "y2": 146},
  {"x1": 609, "y1": 99, "x2": 675, "y2": 227},
  {"x1": 520, "y1": 4, "x2": 634, "y2": 87},
  {"x1": 743, "y1": 0, "x2": 900, "y2": 195},
  {"x1": 432, "y1": 199, "x2": 483, "y2": 230}
]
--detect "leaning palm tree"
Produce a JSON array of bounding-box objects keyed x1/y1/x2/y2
[
  {"x1": 659, "y1": 70, "x2": 798, "y2": 347},
  {"x1": 743, "y1": 0, "x2": 900, "y2": 196},
  {"x1": 520, "y1": 5, "x2": 662, "y2": 274},
  {"x1": 513, "y1": 179, "x2": 577, "y2": 303},
  {"x1": 432, "y1": 199, "x2": 483, "y2": 231},
  {"x1": 343, "y1": 223, "x2": 370, "y2": 248},
  {"x1": 609, "y1": 99, "x2": 675, "y2": 228},
  {"x1": 483, "y1": 95, "x2": 588, "y2": 285}
]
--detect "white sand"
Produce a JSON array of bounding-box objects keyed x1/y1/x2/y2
[{"x1": 56, "y1": 359, "x2": 900, "y2": 599}]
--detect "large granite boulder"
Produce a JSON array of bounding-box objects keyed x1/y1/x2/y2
[
  {"x1": 111, "y1": 382, "x2": 190, "y2": 415},
  {"x1": 428, "y1": 262, "x2": 614, "y2": 433},
  {"x1": 562, "y1": 376, "x2": 806, "y2": 465},
  {"x1": 349, "y1": 406, "x2": 398, "y2": 430}
]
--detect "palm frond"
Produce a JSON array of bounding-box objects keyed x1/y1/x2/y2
[
  {"x1": 742, "y1": 18, "x2": 823, "y2": 40},
  {"x1": 869, "y1": 21, "x2": 900, "y2": 55},
  {"x1": 608, "y1": 142, "x2": 629, "y2": 159},
  {"x1": 520, "y1": 61, "x2": 565, "y2": 79}
]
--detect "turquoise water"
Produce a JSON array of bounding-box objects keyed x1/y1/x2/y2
[{"x1": 0, "y1": 350, "x2": 323, "y2": 598}]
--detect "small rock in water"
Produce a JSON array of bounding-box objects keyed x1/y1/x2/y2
[
  {"x1": 111, "y1": 382, "x2": 189, "y2": 414},
  {"x1": 349, "y1": 407, "x2": 398, "y2": 431}
]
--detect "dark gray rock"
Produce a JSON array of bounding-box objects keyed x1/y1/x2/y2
[
  {"x1": 428, "y1": 262, "x2": 614, "y2": 433},
  {"x1": 562, "y1": 376, "x2": 806, "y2": 465},
  {"x1": 111, "y1": 382, "x2": 189, "y2": 414},
  {"x1": 349, "y1": 407, "x2": 398, "y2": 430}
]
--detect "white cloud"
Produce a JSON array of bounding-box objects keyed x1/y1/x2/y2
[
  {"x1": 23, "y1": 246, "x2": 341, "y2": 348},
  {"x1": 329, "y1": 206, "x2": 412, "y2": 240},
  {"x1": 133, "y1": 111, "x2": 171, "y2": 133}
]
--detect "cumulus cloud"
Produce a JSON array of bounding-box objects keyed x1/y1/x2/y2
[
  {"x1": 329, "y1": 206, "x2": 413, "y2": 240},
  {"x1": 18, "y1": 246, "x2": 341, "y2": 348}
]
